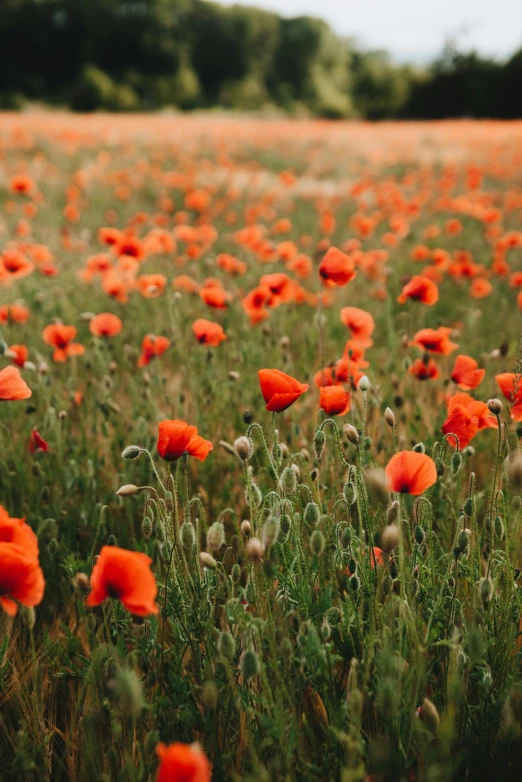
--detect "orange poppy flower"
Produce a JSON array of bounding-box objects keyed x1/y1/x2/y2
[
  {"x1": 173, "y1": 275, "x2": 200, "y2": 294},
  {"x1": 242, "y1": 286, "x2": 271, "y2": 325},
  {"x1": 409, "y1": 327, "x2": 458, "y2": 355},
  {"x1": 0, "y1": 303, "x2": 30, "y2": 324},
  {"x1": 398, "y1": 276, "x2": 439, "y2": 306},
  {"x1": 495, "y1": 373, "x2": 522, "y2": 420},
  {"x1": 89, "y1": 313, "x2": 123, "y2": 338},
  {"x1": 9, "y1": 174, "x2": 35, "y2": 196},
  {"x1": 136, "y1": 273, "x2": 167, "y2": 298},
  {"x1": 7, "y1": 344, "x2": 28, "y2": 367},
  {"x1": 138, "y1": 334, "x2": 170, "y2": 368},
  {"x1": 319, "y1": 247, "x2": 356, "y2": 287},
  {"x1": 157, "y1": 419, "x2": 213, "y2": 463},
  {"x1": 385, "y1": 451, "x2": 437, "y2": 495},
  {"x1": 319, "y1": 386, "x2": 351, "y2": 416},
  {"x1": 156, "y1": 743, "x2": 210, "y2": 782},
  {"x1": 199, "y1": 286, "x2": 230, "y2": 309},
  {"x1": 192, "y1": 319, "x2": 227, "y2": 347},
  {"x1": 408, "y1": 357, "x2": 440, "y2": 380},
  {"x1": 216, "y1": 253, "x2": 247, "y2": 275},
  {"x1": 42, "y1": 324, "x2": 85, "y2": 363},
  {"x1": 442, "y1": 404, "x2": 479, "y2": 448},
  {"x1": 0, "y1": 544, "x2": 45, "y2": 616},
  {"x1": 340, "y1": 307, "x2": 375, "y2": 347},
  {"x1": 0, "y1": 366, "x2": 32, "y2": 400},
  {"x1": 447, "y1": 393, "x2": 497, "y2": 431},
  {"x1": 0, "y1": 505, "x2": 38, "y2": 559},
  {"x1": 469, "y1": 277, "x2": 492, "y2": 299},
  {"x1": 258, "y1": 369, "x2": 308, "y2": 412},
  {"x1": 86, "y1": 546, "x2": 158, "y2": 616},
  {"x1": 451, "y1": 355, "x2": 485, "y2": 390}
]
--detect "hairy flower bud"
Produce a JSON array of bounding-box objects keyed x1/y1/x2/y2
[
  {"x1": 304, "y1": 501, "x2": 320, "y2": 527},
  {"x1": 310, "y1": 529, "x2": 325, "y2": 556},
  {"x1": 200, "y1": 552, "x2": 217, "y2": 569},
  {"x1": 451, "y1": 451, "x2": 463, "y2": 475},
  {"x1": 313, "y1": 429, "x2": 326, "y2": 459},
  {"x1": 246, "y1": 537, "x2": 265, "y2": 560},
  {"x1": 181, "y1": 521, "x2": 196, "y2": 549},
  {"x1": 207, "y1": 522, "x2": 225, "y2": 551},
  {"x1": 384, "y1": 407, "x2": 395, "y2": 427},
  {"x1": 479, "y1": 576, "x2": 494, "y2": 608},
  {"x1": 343, "y1": 424, "x2": 359, "y2": 444},
  {"x1": 422, "y1": 697, "x2": 440, "y2": 733},
  {"x1": 234, "y1": 436, "x2": 253, "y2": 461},
  {"x1": 240, "y1": 519, "x2": 251, "y2": 536},
  {"x1": 240, "y1": 649, "x2": 260, "y2": 681},
  {"x1": 262, "y1": 515, "x2": 281, "y2": 546},
  {"x1": 343, "y1": 482, "x2": 357, "y2": 506},
  {"x1": 218, "y1": 631, "x2": 236, "y2": 660},
  {"x1": 122, "y1": 445, "x2": 141, "y2": 460},
  {"x1": 381, "y1": 523, "x2": 400, "y2": 551},
  {"x1": 74, "y1": 572, "x2": 90, "y2": 592},
  {"x1": 487, "y1": 398, "x2": 503, "y2": 416},
  {"x1": 281, "y1": 466, "x2": 298, "y2": 496},
  {"x1": 141, "y1": 516, "x2": 153, "y2": 539},
  {"x1": 116, "y1": 484, "x2": 140, "y2": 497},
  {"x1": 358, "y1": 375, "x2": 370, "y2": 392}
]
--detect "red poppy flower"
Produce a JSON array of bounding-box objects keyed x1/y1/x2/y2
[
  {"x1": 86, "y1": 546, "x2": 159, "y2": 616},
  {"x1": 242, "y1": 285, "x2": 271, "y2": 325},
  {"x1": 409, "y1": 327, "x2": 458, "y2": 355},
  {"x1": 136, "y1": 274, "x2": 167, "y2": 298},
  {"x1": 319, "y1": 385, "x2": 351, "y2": 416},
  {"x1": 156, "y1": 743, "x2": 210, "y2": 782},
  {"x1": 0, "y1": 505, "x2": 39, "y2": 559},
  {"x1": 340, "y1": 307, "x2": 375, "y2": 347},
  {"x1": 398, "y1": 276, "x2": 439, "y2": 306},
  {"x1": 0, "y1": 543, "x2": 45, "y2": 616},
  {"x1": 319, "y1": 247, "x2": 356, "y2": 287},
  {"x1": 447, "y1": 393, "x2": 497, "y2": 431},
  {"x1": 385, "y1": 451, "x2": 437, "y2": 495},
  {"x1": 30, "y1": 428, "x2": 49, "y2": 454},
  {"x1": 7, "y1": 344, "x2": 28, "y2": 368},
  {"x1": 451, "y1": 355, "x2": 485, "y2": 390},
  {"x1": 408, "y1": 358, "x2": 440, "y2": 380},
  {"x1": 496, "y1": 373, "x2": 522, "y2": 420},
  {"x1": 138, "y1": 334, "x2": 170, "y2": 368},
  {"x1": 157, "y1": 420, "x2": 213, "y2": 462},
  {"x1": 199, "y1": 286, "x2": 230, "y2": 309},
  {"x1": 192, "y1": 319, "x2": 227, "y2": 347},
  {"x1": 258, "y1": 369, "x2": 309, "y2": 412},
  {"x1": 0, "y1": 366, "x2": 32, "y2": 400},
  {"x1": 442, "y1": 404, "x2": 479, "y2": 449},
  {"x1": 42, "y1": 324, "x2": 85, "y2": 363},
  {"x1": 0, "y1": 303, "x2": 30, "y2": 324},
  {"x1": 89, "y1": 313, "x2": 123, "y2": 338},
  {"x1": 470, "y1": 277, "x2": 492, "y2": 299}
]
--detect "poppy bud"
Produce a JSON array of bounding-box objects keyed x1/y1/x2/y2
[
  {"x1": 487, "y1": 398, "x2": 503, "y2": 415},
  {"x1": 310, "y1": 468, "x2": 319, "y2": 482},
  {"x1": 280, "y1": 335, "x2": 290, "y2": 349},
  {"x1": 39, "y1": 361, "x2": 49, "y2": 375},
  {"x1": 234, "y1": 436, "x2": 252, "y2": 461},
  {"x1": 387, "y1": 500, "x2": 399, "y2": 522},
  {"x1": 349, "y1": 574, "x2": 360, "y2": 593},
  {"x1": 74, "y1": 572, "x2": 90, "y2": 592},
  {"x1": 240, "y1": 520, "x2": 251, "y2": 536},
  {"x1": 463, "y1": 497, "x2": 473, "y2": 516},
  {"x1": 310, "y1": 529, "x2": 325, "y2": 556},
  {"x1": 218, "y1": 631, "x2": 236, "y2": 660},
  {"x1": 141, "y1": 516, "x2": 153, "y2": 539},
  {"x1": 245, "y1": 582, "x2": 256, "y2": 604},
  {"x1": 122, "y1": 445, "x2": 141, "y2": 460},
  {"x1": 279, "y1": 442, "x2": 289, "y2": 459},
  {"x1": 228, "y1": 371, "x2": 240, "y2": 381},
  {"x1": 207, "y1": 522, "x2": 225, "y2": 551},
  {"x1": 320, "y1": 619, "x2": 331, "y2": 641},
  {"x1": 451, "y1": 451, "x2": 463, "y2": 475},
  {"x1": 240, "y1": 649, "x2": 260, "y2": 681},
  {"x1": 231, "y1": 563, "x2": 241, "y2": 582},
  {"x1": 262, "y1": 515, "x2": 280, "y2": 546},
  {"x1": 343, "y1": 424, "x2": 359, "y2": 444},
  {"x1": 457, "y1": 528, "x2": 469, "y2": 552},
  {"x1": 246, "y1": 537, "x2": 264, "y2": 560},
  {"x1": 116, "y1": 484, "x2": 140, "y2": 497},
  {"x1": 479, "y1": 576, "x2": 494, "y2": 608},
  {"x1": 413, "y1": 442, "x2": 425, "y2": 453},
  {"x1": 381, "y1": 523, "x2": 400, "y2": 551},
  {"x1": 201, "y1": 681, "x2": 218, "y2": 710},
  {"x1": 341, "y1": 527, "x2": 352, "y2": 549},
  {"x1": 494, "y1": 515, "x2": 504, "y2": 540},
  {"x1": 280, "y1": 513, "x2": 291, "y2": 537},
  {"x1": 110, "y1": 667, "x2": 144, "y2": 716},
  {"x1": 281, "y1": 466, "x2": 298, "y2": 495},
  {"x1": 313, "y1": 429, "x2": 326, "y2": 459},
  {"x1": 358, "y1": 375, "x2": 370, "y2": 392},
  {"x1": 200, "y1": 552, "x2": 217, "y2": 569},
  {"x1": 301, "y1": 448, "x2": 311, "y2": 461},
  {"x1": 384, "y1": 407, "x2": 395, "y2": 427},
  {"x1": 414, "y1": 525, "x2": 425, "y2": 545},
  {"x1": 181, "y1": 521, "x2": 196, "y2": 549},
  {"x1": 304, "y1": 501, "x2": 320, "y2": 527},
  {"x1": 422, "y1": 697, "x2": 440, "y2": 732},
  {"x1": 243, "y1": 409, "x2": 254, "y2": 424}
]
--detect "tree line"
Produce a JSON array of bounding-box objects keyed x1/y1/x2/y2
[{"x1": 1, "y1": 0, "x2": 522, "y2": 118}]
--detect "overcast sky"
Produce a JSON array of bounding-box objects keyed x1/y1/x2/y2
[{"x1": 217, "y1": 0, "x2": 522, "y2": 62}]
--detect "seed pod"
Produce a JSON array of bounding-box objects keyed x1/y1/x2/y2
[
  {"x1": 122, "y1": 445, "x2": 141, "y2": 460},
  {"x1": 181, "y1": 521, "x2": 196, "y2": 549},
  {"x1": 451, "y1": 451, "x2": 463, "y2": 475},
  {"x1": 463, "y1": 497, "x2": 473, "y2": 516},
  {"x1": 207, "y1": 522, "x2": 225, "y2": 551},
  {"x1": 304, "y1": 502, "x2": 320, "y2": 527},
  {"x1": 218, "y1": 631, "x2": 236, "y2": 660},
  {"x1": 494, "y1": 515, "x2": 505, "y2": 540},
  {"x1": 141, "y1": 516, "x2": 153, "y2": 539},
  {"x1": 240, "y1": 649, "x2": 260, "y2": 681},
  {"x1": 343, "y1": 482, "x2": 357, "y2": 506},
  {"x1": 310, "y1": 529, "x2": 325, "y2": 556},
  {"x1": 281, "y1": 466, "x2": 298, "y2": 495},
  {"x1": 313, "y1": 429, "x2": 326, "y2": 459},
  {"x1": 262, "y1": 515, "x2": 280, "y2": 546}
]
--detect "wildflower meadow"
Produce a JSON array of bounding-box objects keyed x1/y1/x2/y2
[{"x1": 1, "y1": 113, "x2": 522, "y2": 781}]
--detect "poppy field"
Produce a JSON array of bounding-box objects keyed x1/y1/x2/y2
[{"x1": 3, "y1": 113, "x2": 522, "y2": 781}]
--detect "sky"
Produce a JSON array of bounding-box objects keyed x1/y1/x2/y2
[{"x1": 217, "y1": 0, "x2": 522, "y2": 63}]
